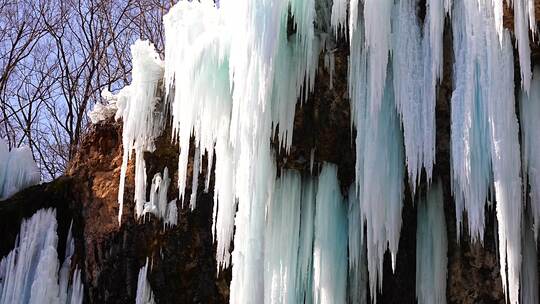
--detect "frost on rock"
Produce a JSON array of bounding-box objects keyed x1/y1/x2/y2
[
  {"x1": 135, "y1": 259, "x2": 155, "y2": 304},
  {"x1": 520, "y1": 65, "x2": 540, "y2": 240},
  {"x1": 0, "y1": 208, "x2": 83, "y2": 304},
  {"x1": 0, "y1": 139, "x2": 40, "y2": 200},
  {"x1": 416, "y1": 182, "x2": 447, "y2": 304},
  {"x1": 114, "y1": 39, "x2": 165, "y2": 224},
  {"x1": 452, "y1": 1, "x2": 523, "y2": 302}
]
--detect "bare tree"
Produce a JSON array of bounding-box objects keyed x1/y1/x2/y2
[{"x1": 0, "y1": 0, "x2": 175, "y2": 180}]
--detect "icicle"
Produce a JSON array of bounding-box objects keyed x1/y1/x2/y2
[
  {"x1": 392, "y1": 0, "x2": 429, "y2": 189},
  {"x1": 0, "y1": 139, "x2": 8, "y2": 196},
  {"x1": 487, "y1": 31, "x2": 523, "y2": 304},
  {"x1": 521, "y1": 210, "x2": 539, "y2": 304},
  {"x1": 135, "y1": 259, "x2": 155, "y2": 304},
  {"x1": 451, "y1": 0, "x2": 493, "y2": 241},
  {"x1": 312, "y1": 163, "x2": 347, "y2": 304},
  {"x1": 513, "y1": 0, "x2": 533, "y2": 92},
  {"x1": 309, "y1": 148, "x2": 315, "y2": 174},
  {"x1": 114, "y1": 39, "x2": 165, "y2": 224},
  {"x1": 0, "y1": 209, "x2": 84, "y2": 304},
  {"x1": 264, "y1": 170, "x2": 302, "y2": 304},
  {"x1": 416, "y1": 181, "x2": 447, "y2": 304},
  {"x1": 296, "y1": 176, "x2": 316, "y2": 304},
  {"x1": 330, "y1": 0, "x2": 347, "y2": 36},
  {"x1": 164, "y1": 200, "x2": 178, "y2": 228},
  {"x1": 363, "y1": 0, "x2": 393, "y2": 114},
  {"x1": 348, "y1": 185, "x2": 367, "y2": 304},
  {"x1": 140, "y1": 167, "x2": 173, "y2": 227},
  {"x1": 212, "y1": 131, "x2": 236, "y2": 270},
  {"x1": 521, "y1": 66, "x2": 540, "y2": 240},
  {"x1": 229, "y1": 149, "x2": 277, "y2": 303},
  {"x1": 189, "y1": 148, "x2": 200, "y2": 211},
  {"x1": 452, "y1": 2, "x2": 523, "y2": 302},
  {"x1": 350, "y1": 13, "x2": 405, "y2": 295}
]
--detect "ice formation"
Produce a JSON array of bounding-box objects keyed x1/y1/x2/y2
[
  {"x1": 0, "y1": 208, "x2": 83, "y2": 304},
  {"x1": 90, "y1": 0, "x2": 540, "y2": 302},
  {"x1": 161, "y1": 2, "x2": 327, "y2": 299},
  {"x1": 416, "y1": 182, "x2": 447, "y2": 304},
  {"x1": 313, "y1": 164, "x2": 348, "y2": 304},
  {"x1": 0, "y1": 139, "x2": 40, "y2": 200},
  {"x1": 521, "y1": 211, "x2": 539, "y2": 304},
  {"x1": 349, "y1": 10, "x2": 405, "y2": 294},
  {"x1": 452, "y1": 2, "x2": 523, "y2": 302},
  {"x1": 347, "y1": 185, "x2": 367, "y2": 304},
  {"x1": 264, "y1": 170, "x2": 302, "y2": 304},
  {"x1": 520, "y1": 66, "x2": 540, "y2": 240},
  {"x1": 113, "y1": 39, "x2": 165, "y2": 224},
  {"x1": 141, "y1": 167, "x2": 177, "y2": 228},
  {"x1": 135, "y1": 259, "x2": 155, "y2": 304}
]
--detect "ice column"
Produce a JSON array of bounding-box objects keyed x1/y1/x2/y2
[
  {"x1": 264, "y1": 170, "x2": 302, "y2": 304},
  {"x1": 135, "y1": 259, "x2": 155, "y2": 304},
  {"x1": 312, "y1": 164, "x2": 347, "y2": 304},
  {"x1": 416, "y1": 182, "x2": 447, "y2": 304},
  {"x1": 520, "y1": 65, "x2": 540, "y2": 240}
]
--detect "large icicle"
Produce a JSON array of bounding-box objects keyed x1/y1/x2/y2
[
  {"x1": 350, "y1": 10, "x2": 405, "y2": 295},
  {"x1": 229, "y1": 149, "x2": 277, "y2": 303},
  {"x1": 312, "y1": 164, "x2": 347, "y2": 304},
  {"x1": 135, "y1": 259, "x2": 155, "y2": 304},
  {"x1": 487, "y1": 31, "x2": 523, "y2": 304},
  {"x1": 512, "y1": 0, "x2": 533, "y2": 92},
  {"x1": 363, "y1": 0, "x2": 393, "y2": 114},
  {"x1": 114, "y1": 40, "x2": 165, "y2": 224},
  {"x1": 264, "y1": 170, "x2": 302, "y2": 304},
  {"x1": 520, "y1": 65, "x2": 540, "y2": 240},
  {"x1": 0, "y1": 209, "x2": 84, "y2": 304},
  {"x1": 451, "y1": 0, "x2": 493, "y2": 241},
  {"x1": 392, "y1": 0, "x2": 433, "y2": 188},
  {"x1": 296, "y1": 176, "x2": 316, "y2": 304},
  {"x1": 416, "y1": 182, "x2": 447, "y2": 304},
  {"x1": 452, "y1": 2, "x2": 523, "y2": 302}
]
